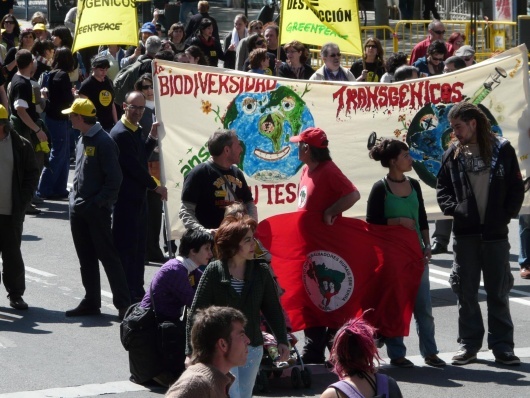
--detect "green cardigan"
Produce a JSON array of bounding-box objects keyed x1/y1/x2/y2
[{"x1": 186, "y1": 259, "x2": 288, "y2": 354}]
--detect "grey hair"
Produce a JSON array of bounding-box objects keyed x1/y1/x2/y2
[
  {"x1": 145, "y1": 36, "x2": 162, "y2": 56},
  {"x1": 321, "y1": 42, "x2": 339, "y2": 58}
]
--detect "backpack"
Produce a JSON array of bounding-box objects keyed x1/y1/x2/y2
[
  {"x1": 113, "y1": 57, "x2": 152, "y2": 105},
  {"x1": 38, "y1": 69, "x2": 55, "y2": 89}
]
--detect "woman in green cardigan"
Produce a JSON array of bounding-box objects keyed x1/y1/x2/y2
[{"x1": 187, "y1": 214, "x2": 289, "y2": 398}]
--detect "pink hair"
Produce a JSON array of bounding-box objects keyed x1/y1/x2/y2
[{"x1": 329, "y1": 317, "x2": 381, "y2": 378}]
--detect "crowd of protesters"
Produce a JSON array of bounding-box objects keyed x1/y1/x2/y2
[{"x1": 0, "y1": 2, "x2": 528, "y2": 398}]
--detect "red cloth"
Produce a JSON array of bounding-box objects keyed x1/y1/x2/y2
[{"x1": 256, "y1": 211, "x2": 424, "y2": 338}]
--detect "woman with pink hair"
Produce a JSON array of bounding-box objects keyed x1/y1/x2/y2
[
  {"x1": 447, "y1": 32, "x2": 466, "y2": 56},
  {"x1": 321, "y1": 317, "x2": 403, "y2": 398}
]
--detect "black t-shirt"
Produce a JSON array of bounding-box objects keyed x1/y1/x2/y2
[
  {"x1": 0, "y1": 0, "x2": 13, "y2": 21},
  {"x1": 79, "y1": 75, "x2": 115, "y2": 130},
  {"x1": 9, "y1": 73, "x2": 39, "y2": 122},
  {"x1": 350, "y1": 59, "x2": 385, "y2": 82},
  {"x1": 3, "y1": 47, "x2": 17, "y2": 83},
  {"x1": 181, "y1": 161, "x2": 254, "y2": 229},
  {"x1": 46, "y1": 70, "x2": 74, "y2": 120}
]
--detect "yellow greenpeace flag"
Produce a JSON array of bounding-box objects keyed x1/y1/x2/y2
[
  {"x1": 72, "y1": 0, "x2": 138, "y2": 53},
  {"x1": 280, "y1": 0, "x2": 362, "y2": 55}
]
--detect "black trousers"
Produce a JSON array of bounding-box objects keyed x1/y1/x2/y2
[
  {"x1": 113, "y1": 197, "x2": 148, "y2": 302},
  {"x1": 302, "y1": 326, "x2": 337, "y2": 362},
  {"x1": 0, "y1": 215, "x2": 25, "y2": 299},
  {"x1": 70, "y1": 204, "x2": 130, "y2": 309},
  {"x1": 146, "y1": 189, "x2": 164, "y2": 261}
]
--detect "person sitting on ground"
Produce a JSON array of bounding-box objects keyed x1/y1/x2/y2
[
  {"x1": 321, "y1": 317, "x2": 403, "y2": 398},
  {"x1": 351, "y1": 37, "x2": 385, "y2": 82},
  {"x1": 166, "y1": 306, "x2": 250, "y2": 398},
  {"x1": 381, "y1": 52, "x2": 408, "y2": 83},
  {"x1": 413, "y1": 40, "x2": 447, "y2": 77},
  {"x1": 310, "y1": 42, "x2": 355, "y2": 81},
  {"x1": 128, "y1": 229, "x2": 214, "y2": 388},
  {"x1": 278, "y1": 40, "x2": 314, "y2": 80}
]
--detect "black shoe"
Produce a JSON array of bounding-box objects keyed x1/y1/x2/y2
[
  {"x1": 9, "y1": 297, "x2": 29, "y2": 310},
  {"x1": 431, "y1": 242, "x2": 448, "y2": 255},
  {"x1": 451, "y1": 349, "x2": 477, "y2": 365},
  {"x1": 65, "y1": 303, "x2": 101, "y2": 317},
  {"x1": 390, "y1": 357, "x2": 414, "y2": 368},
  {"x1": 424, "y1": 354, "x2": 446, "y2": 367},
  {"x1": 25, "y1": 203, "x2": 42, "y2": 215},
  {"x1": 494, "y1": 351, "x2": 521, "y2": 366}
]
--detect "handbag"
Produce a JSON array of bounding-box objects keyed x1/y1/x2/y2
[
  {"x1": 150, "y1": 285, "x2": 186, "y2": 354},
  {"x1": 120, "y1": 300, "x2": 156, "y2": 351}
]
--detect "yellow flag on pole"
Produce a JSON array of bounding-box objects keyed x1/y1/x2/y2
[
  {"x1": 72, "y1": 0, "x2": 138, "y2": 53},
  {"x1": 280, "y1": 0, "x2": 363, "y2": 56}
]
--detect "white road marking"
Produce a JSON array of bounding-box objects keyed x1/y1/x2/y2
[
  {"x1": 0, "y1": 381, "x2": 149, "y2": 397},
  {"x1": 101, "y1": 290, "x2": 113, "y2": 298},
  {"x1": 25, "y1": 267, "x2": 56, "y2": 277},
  {"x1": 430, "y1": 267, "x2": 530, "y2": 305}
]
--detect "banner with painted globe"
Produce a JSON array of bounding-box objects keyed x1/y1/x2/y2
[{"x1": 153, "y1": 45, "x2": 530, "y2": 239}]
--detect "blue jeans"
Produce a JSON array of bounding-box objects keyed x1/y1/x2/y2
[
  {"x1": 519, "y1": 214, "x2": 530, "y2": 267},
  {"x1": 450, "y1": 236, "x2": 514, "y2": 354},
  {"x1": 229, "y1": 345, "x2": 263, "y2": 398},
  {"x1": 179, "y1": 2, "x2": 197, "y2": 24},
  {"x1": 386, "y1": 264, "x2": 438, "y2": 359},
  {"x1": 37, "y1": 116, "x2": 70, "y2": 198}
]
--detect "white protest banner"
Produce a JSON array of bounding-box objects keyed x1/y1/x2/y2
[{"x1": 153, "y1": 45, "x2": 530, "y2": 238}]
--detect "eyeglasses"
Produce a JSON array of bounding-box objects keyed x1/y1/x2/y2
[
  {"x1": 328, "y1": 53, "x2": 341, "y2": 58},
  {"x1": 365, "y1": 44, "x2": 377, "y2": 49},
  {"x1": 141, "y1": 84, "x2": 153, "y2": 90},
  {"x1": 127, "y1": 105, "x2": 145, "y2": 111},
  {"x1": 4, "y1": 21, "x2": 14, "y2": 25},
  {"x1": 433, "y1": 30, "x2": 446, "y2": 35},
  {"x1": 431, "y1": 56, "x2": 444, "y2": 61},
  {"x1": 463, "y1": 57, "x2": 472, "y2": 61},
  {"x1": 256, "y1": 40, "x2": 265, "y2": 45}
]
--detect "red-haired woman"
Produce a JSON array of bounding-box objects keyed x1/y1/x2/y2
[
  {"x1": 186, "y1": 215, "x2": 288, "y2": 398},
  {"x1": 321, "y1": 317, "x2": 403, "y2": 398},
  {"x1": 447, "y1": 31, "x2": 466, "y2": 56}
]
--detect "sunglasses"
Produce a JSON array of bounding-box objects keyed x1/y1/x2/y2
[
  {"x1": 141, "y1": 84, "x2": 153, "y2": 90},
  {"x1": 431, "y1": 56, "x2": 444, "y2": 61},
  {"x1": 4, "y1": 21, "x2": 14, "y2": 25},
  {"x1": 328, "y1": 53, "x2": 341, "y2": 58},
  {"x1": 256, "y1": 39, "x2": 265, "y2": 45},
  {"x1": 127, "y1": 105, "x2": 145, "y2": 111},
  {"x1": 433, "y1": 30, "x2": 446, "y2": 35},
  {"x1": 463, "y1": 57, "x2": 472, "y2": 61},
  {"x1": 365, "y1": 44, "x2": 377, "y2": 49}
]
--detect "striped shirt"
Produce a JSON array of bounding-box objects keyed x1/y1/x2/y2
[{"x1": 230, "y1": 277, "x2": 245, "y2": 294}]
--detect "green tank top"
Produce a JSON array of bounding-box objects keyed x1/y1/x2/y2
[{"x1": 382, "y1": 178, "x2": 423, "y2": 247}]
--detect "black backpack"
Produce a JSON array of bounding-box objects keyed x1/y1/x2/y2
[{"x1": 113, "y1": 57, "x2": 152, "y2": 105}]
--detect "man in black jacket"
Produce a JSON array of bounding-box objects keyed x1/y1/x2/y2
[
  {"x1": 437, "y1": 102, "x2": 524, "y2": 366},
  {"x1": 0, "y1": 104, "x2": 39, "y2": 310}
]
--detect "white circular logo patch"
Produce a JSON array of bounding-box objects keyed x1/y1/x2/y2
[{"x1": 302, "y1": 250, "x2": 353, "y2": 312}]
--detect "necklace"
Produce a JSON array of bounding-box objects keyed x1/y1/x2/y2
[{"x1": 386, "y1": 174, "x2": 407, "y2": 183}]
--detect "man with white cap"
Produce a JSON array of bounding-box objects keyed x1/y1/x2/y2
[
  {"x1": 0, "y1": 104, "x2": 39, "y2": 310},
  {"x1": 455, "y1": 45, "x2": 476, "y2": 67},
  {"x1": 63, "y1": 98, "x2": 130, "y2": 319},
  {"x1": 288, "y1": 127, "x2": 360, "y2": 364}
]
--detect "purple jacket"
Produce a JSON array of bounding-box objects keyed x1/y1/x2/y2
[{"x1": 140, "y1": 258, "x2": 202, "y2": 320}]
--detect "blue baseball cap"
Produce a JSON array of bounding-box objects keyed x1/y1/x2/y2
[{"x1": 141, "y1": 22, "x2": 157, "y2": 35}]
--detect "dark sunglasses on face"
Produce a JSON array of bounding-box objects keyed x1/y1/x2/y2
[
  {"x1": 463, "y1": 57, "x2": 472, "y2": 61},
  {"x1": 433, "y1": 30, "x2": 445, "y2": 35},
  {"x1": 4, "y1": 20, "x2": 14, "y2": 25},
  {"x1": 328, "y1": 53, "x2": 341, "y2": 58},
  {"x1": 365, "y1": 44, "x2": 377, "y2": 49},
  {"x1": 431, "y1": 56, "x2": 444, "y2": 61},
  {"x1": 141, "y1": 84, "x2": 153, "y2": 90}
]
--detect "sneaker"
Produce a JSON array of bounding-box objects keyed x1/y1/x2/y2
[
  {"x1": 451, "y1": 349, "x2": 477, "y2": 365},
  {"x1": 494, "y1": 352, "x2": 521, "y2": 366},
  {"x1": 390, "y1": 357, "x2": 414, "y2": 368},
  {"x1": 520, "y1": 267, "x2": 530, "y2": 279},
  {"x1": 424, "y1": 354, "x2": 446, "y2": 367},
  {"x1": 9, "y1": 297, "x2": 29, "y2": 310}
]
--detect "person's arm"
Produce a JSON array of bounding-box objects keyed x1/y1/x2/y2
[
  {"x1": 235, "y1": 39, "x2": 248, "y2": 71},
  {"x1": 64, "y1": 7, "x2": 77, "y2": 32},
  {"x1": 0, "y1": 85, "x2": 8, "y2": 111},
  {"x1": 112, "y1": 99, "x2": 118, "y2": 123},
  {"x1": 503, "y1": 144, "x2": 525, "y2": 218},
  {"x1": 323, "y1": 190, "x2": 360, "y2": 225},
  {"x1": 245, "y1": 200, "x2": 258, "y2": 222},
  {"x1": 21, "y1": 137, "x2": 40, "y2": 205},
  {"x1": 258, "y1": 263, "x2": 288, "y2": 348},
  {"x1": 436, "y1": 152, "x2": 458, "y2": 216},
  {"x1": 4, "y1": 48, "x2": 16, "y2": 71},
  {"x1": 178, "y1": 201, "x2": 212, "y2": 234},
  {"x1": 93, "y1": 137, "x2": 123, "y2": 208},
  {"x1": 16, "y1": 107, "x2": 46, "y2": 142}
]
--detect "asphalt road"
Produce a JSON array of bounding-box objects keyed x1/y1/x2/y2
[{"x1": 1, "y1": 169, "x2": 530, "y2": 397}]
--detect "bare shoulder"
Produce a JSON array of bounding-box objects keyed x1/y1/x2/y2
[{"x1": 321, "y1": 387, "x2": 339, "y2": 398}]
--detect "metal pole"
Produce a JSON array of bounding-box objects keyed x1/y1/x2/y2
[
  {"x1": 25, "y1": 0, "x2": 29, "y2": 21},
  {"x1": 244, "y1": 0, "x2": 248, "y2": 18}
]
